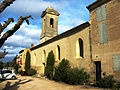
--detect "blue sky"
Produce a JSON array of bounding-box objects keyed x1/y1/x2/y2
[{"x1": 0, "y1": 0, "x2": 96, "y2": 62}]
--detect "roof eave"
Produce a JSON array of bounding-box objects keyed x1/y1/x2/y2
[{"x1": 87, "y1": 0, "x2": 111, "y2": 12}]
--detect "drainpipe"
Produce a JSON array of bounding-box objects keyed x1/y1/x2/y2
[{"x1": 89, "y1": 22, "x2": 93, "y2": 63}]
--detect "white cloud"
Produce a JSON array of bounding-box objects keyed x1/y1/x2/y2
[
  {"x1": 5, "y1": 54, "x2": 16, "y2": 57},
  {"x1": 1, "y1": 22, "x2": 40, "y2": 55},
  {"x1": 4, "y1": 0, "x2": 69, "y2": 17},
  {"x1": 58, "y1": 25, "x2": 72, "y2": 34},
  {"x1": 3, "y1": 46, "x2": 13, "y2": 49},
  {"x1": 58, "y1": 19, "x2": 85, "y2": 34}
]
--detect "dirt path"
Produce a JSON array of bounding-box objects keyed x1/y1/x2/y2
[{"x1": 0, "y1": 75, "x2": 103, "y2": 90}]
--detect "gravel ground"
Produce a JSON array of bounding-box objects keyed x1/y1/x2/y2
[{"x1": 0, "y1": 75, "x2": 103, "y2": 90}]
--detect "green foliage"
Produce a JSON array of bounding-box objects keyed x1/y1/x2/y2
[
  {"x1": 27, "y1": 68, "x2": 37, "y2": 76},
  {"x1": 94, "y1": 75, "x2": 116, "y2": 88},
  {"x1": 53, "y1": 59, "x2": 70, "y2": 82},
  {"x1": 53, "y1": 59, "x2": 90, "y2": 85},
  {"x1": 116, "y1": 82, "x2": 120, "y2": 88},
  {"x1": 0, "y1": 61, "x2": 3, "y2": 69},
  {"x1": 45, "y1": 51, "x2": 55, "y2": 79},
  {"x1": 66, "y1": 68, "x2": 90, "y2": 85},
  {"x1": 12, "y1": 56, "x2": 18, "y2": 73},
  {"x1": 3, "y1": 62, "x2": 10, "y2": 67},
  {"x1": 13, "y1": 63, "x2": 18, "y2": 73},
  {"x1": 25, "y1": 51, "x2": 31, "y2": 73},
  {"x1": 17, "y1": 70, "x2": 22, "y2": 74}
]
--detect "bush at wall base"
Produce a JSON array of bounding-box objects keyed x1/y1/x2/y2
[
  {"x1": 94, "y1": 75, "x2": 116, "y2": 88},
  {"x1": 27, "y1": 68, "x2": 37, "y2": 76},
  {"x1": 53, "y1": 58, "x2": 90, "y2": 85}
]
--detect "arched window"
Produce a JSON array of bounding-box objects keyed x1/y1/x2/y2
[
  {"x1": 43, "y1": 50, "x2": 46, "y2": 61},
  {"x1": 50, "y1": 18, "x2": 54, "y2": 28},
  {"x1": 79, "y1": 38, "x2": 84, "y2": 57},
  {"x1": 57, "y1": 45, "x2": 60, "y2": 60},
  {"x1": 56, "y1": 45, "x2": 60, "y2": 60},
  {"x1": 76, "y1": 38, "x2": 84, "y2": 58}
]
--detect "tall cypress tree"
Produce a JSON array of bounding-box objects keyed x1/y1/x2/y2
[
  {"x1": 45, "y1": 51, "x2": 55, "y2": 79},
  {"x1": 25, "y1": 51, "x2": 30, "y2": 73}
]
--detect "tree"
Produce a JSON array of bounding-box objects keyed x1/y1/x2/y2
[
  {"x1": 0, "y1": 61, "x2": 4, "y2": 69},
  {"x1": 0, "y1": 0, "x2": 33, "y2": 58},
  {"x1": 53, "y1": 59, "x2": 71, "y2": 82},
  {"x1": 25, "y1": 51, "x2": 30, "y2": 73},
  {"x1": 3, "y1": 62, "x2": 10, "y2": 67},
  {"x1": 11, "y1": 55, "x2": 18, "y2": 73},
  {"x1": 45, "y1": 51, "x2": 55, "y2": 79}
]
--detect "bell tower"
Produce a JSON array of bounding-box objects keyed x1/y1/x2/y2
[{"x1": 40, "y1": 7, "x2": 60, "y2": 43}]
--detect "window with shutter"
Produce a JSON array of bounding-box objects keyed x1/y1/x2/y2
[
  {"x1": 101, "y1": 5, "x2": 106, "y2": 20},
  {"x1": 96, "y1": 8, "x2": 102, "y2": 22},
  {"x1": 98, "y1": 23, "x2": 104, "y2": 43},
  {"x1": 98, "y1": 22, "x2": 108, "y2": 44},
  {"x1": 103, "y1": 22, "x2": 108, "y2": 43},
  {"x1": 113, "y1": 54, "x2": 120, "y2": 71},
  {"x1": 96, "y1": 5, "x2": 106, "y2": 22}
]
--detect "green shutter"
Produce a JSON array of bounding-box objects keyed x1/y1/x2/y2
[
  {"x1": 98, "y1": 24, "x2": 104, "y2": 43},
  {"x1": 96, "y1": 5, "x2": 106, "y2": 22},
  {"x1": 96, "y1": 8, "x2": 102, "y2": 22},
  {"x1": 101, "y1": 5, "x2": 106, "y2": 20},
  {"x1": 103, "y1": 22, "x2": 108, "y2": 43},
  {"x1": 113, "y1": 55, "x2": 120, "y2": 71}
]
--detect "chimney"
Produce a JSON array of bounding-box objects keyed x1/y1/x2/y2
[{"x1": 31, "y1": 44, "x2": 34, "y2": 48}]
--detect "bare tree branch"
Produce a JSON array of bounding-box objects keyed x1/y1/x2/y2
[
  {"x1": 0, "y1": 15, "x2": 33, "y2": 48},
  {"x1": 0, "y1": 0, "x2": 34, "y2": 59},
  {"x1": 0, "y1": 0, "x2": 15, "y2": 14},
  {"x1": 0, "y1": 18, "x2": 14, "y2": 35}
]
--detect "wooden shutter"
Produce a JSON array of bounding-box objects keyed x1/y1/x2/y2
[
  {"x1": 96, "y1": 5, "x2": 106, "y2": 22},
  {"x1": 101, "y1": 5, "x2": 106, "y2": 20},
  {"x1": 113, "y1": 55, "x2": 120, "y2": 71},
  {"x1": 103, "y1": 22, "x2": 108, "y2": 43},
  {"x1": 96, "y1": 8, "x2": 102, "y2": 22},
  {"x1": 98, "y1": 24, "x2": 104, "y2": 43}
]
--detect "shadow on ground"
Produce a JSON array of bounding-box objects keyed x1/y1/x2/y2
[
  {"x1": 0, "y1": 79, "x2": 6, "y2": 83},
  {"x1": 2, "y1": 78, "x2": 33, "y2": 90}
]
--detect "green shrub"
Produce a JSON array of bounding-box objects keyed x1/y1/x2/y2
[
  {"x1": 53, "y1": 59, "x2": 70, "y2": 82},
  {"x1": 54, "y1": 59, "x2": 90, "y2": 85},
  {"x1": 27, "y1": 68, "x2": 37, "y2": 76},
  {"x1": 66, "y1": 68, "x2": 90, "y2": 85},
  {"x1": 17, "y1": 70, "x2": 22, "y2": 75},
  {"x1": 13, "y1": 63, "x2": 18, "y2": 73},
  {"x1": 45, "y1": 51, "x2": 55, "y2": 79},
  {"x1": 94, "y1": 75, "x2": 116, "y2": 88}
]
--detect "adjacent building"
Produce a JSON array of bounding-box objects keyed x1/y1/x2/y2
[{"x1": 87, "y1": 0, "x2": 120, "y2": 80}]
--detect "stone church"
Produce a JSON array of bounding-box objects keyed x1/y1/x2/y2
[{"x1": 17, "y1": 0, "x2": 120, "y2": 81}]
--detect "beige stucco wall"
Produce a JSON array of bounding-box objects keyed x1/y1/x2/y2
[{"x1": 31, "y1": 26, "x2": 93, "y2": 77}]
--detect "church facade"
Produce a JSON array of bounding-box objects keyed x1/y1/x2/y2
[{"x1": 17, "y1": 0, "x2": 120, "y2": 81}]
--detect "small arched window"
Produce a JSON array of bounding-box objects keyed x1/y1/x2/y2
[
  {"x1": 43, "y1": 50, "x2": 46, "y2": 61},
  {"x1": 76, "y1": 38, "x2": 84, "y2": 58},
  {"x1": 57, "y1": 45, "x2": 60, "y2": 60},
  {"x1": 50, "y1": 18, "x2": 54, "y2": 28},
  {"x1": 79, "y1": 38, "x2": 84, "y2": 57}
]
